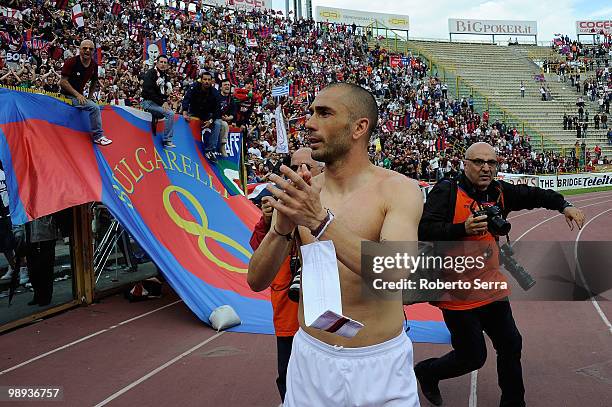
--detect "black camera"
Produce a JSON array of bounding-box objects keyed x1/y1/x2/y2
[
  {"x1": 473, "y1": 204, "x2": 512, "y2": 236},
  {"x1": 288, "y1": 255, "x2": 301, "y2": 303},
  {"x1": 499, "y1": 243, "x2": 536, "y2": 291}
]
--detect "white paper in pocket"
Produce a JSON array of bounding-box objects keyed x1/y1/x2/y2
[{"x1": 300, "y1": 240, "x2": 364, "y2": 338}]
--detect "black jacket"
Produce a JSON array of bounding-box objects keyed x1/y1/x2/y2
[
  {"x1": 218, "y1": 92, "x2": 238, "y2": 122},
  {"x1": 141, "y1": 68, "x2": 169, "y2": 106},
  {"x1": 181, "y1": 83, "x2": 220, "y2": 121},
  {"x1": 418, "y1": 173, "x2": 567, "y2": 241}
]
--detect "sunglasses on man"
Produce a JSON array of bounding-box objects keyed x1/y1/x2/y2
[{"x1": 289, "y1": 163, "x2": 312, "y2": 172}]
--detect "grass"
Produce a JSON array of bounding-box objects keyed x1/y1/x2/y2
[{"x1": 559, "y1": 186, "x2": 612, "y2": 196}]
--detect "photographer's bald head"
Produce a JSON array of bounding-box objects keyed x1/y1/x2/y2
[
  {"x1": 290, "y1": 147, "x2": 324, "y2": 177},
  {"x1": 463, "y1": 142, "x2": 498, "y2": 191}
]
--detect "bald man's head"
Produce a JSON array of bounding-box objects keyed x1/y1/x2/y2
[
  {"x1": 463, "y1": 142, "x2": 498, "y2": 191},
  {"x1": 79, "y1": 40, "x2": 94, "y2": 61},
  {"x1": 465, "y1": 142, "x2": 495, "y2": 160},
  {"x1": 291, "y1": 147, "x2": 324, "y2": 176}
]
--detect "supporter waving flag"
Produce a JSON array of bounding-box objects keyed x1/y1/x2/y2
[
  {"x1": 71, "y1": 4, "x2": 84, "y2": 28},
  {"x1": 271, "y1": 83, "x2": 289, "y2": 97}
]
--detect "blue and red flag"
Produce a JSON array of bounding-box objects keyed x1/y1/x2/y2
[
  {"x1": 404, "y1": 304, "x2": 449, "y2": 344},
  {"x1": 0, "y1": 88, "x2": 270, "y2": 333},
  {"x1": 0, "y1": 88, "x2": 449, "y2": 342}
]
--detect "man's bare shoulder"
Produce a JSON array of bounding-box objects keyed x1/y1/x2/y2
[{"x1": 374, "y1": 167, "x2": 422, "y2": 199}]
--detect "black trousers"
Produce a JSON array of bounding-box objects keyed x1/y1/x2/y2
[
  {"x1": 276, "y1": 336, "x2": 294, "y2": 402},
  {"x1": 26, "y1": 240, "x2": 57, "y2": 305},
  {"x1": 424, "y1": 300, "x2": 525, "y2": 407}
]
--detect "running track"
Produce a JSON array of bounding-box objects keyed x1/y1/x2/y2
[{"x1": 1, "y1": 191, "x2": 611, "y2": 407}]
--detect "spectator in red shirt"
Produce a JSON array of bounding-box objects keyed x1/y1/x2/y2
[
  {"x1": 594, "y1": 144, "x2": 602, "y2": 161},
  {"x1": 59, "y1": 40, "x2": 112, "y2": 146}
]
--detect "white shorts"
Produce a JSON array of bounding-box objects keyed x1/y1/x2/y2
[{"x1": 284, "y1": 328, "x2": 420, "y2": 407}]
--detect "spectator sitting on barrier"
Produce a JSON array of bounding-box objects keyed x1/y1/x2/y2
[
  {"x1": 181, "y1": 71, "x2": 221, "y2": 162},
  {"x1": 217, "y1": 79, "x2": 238, "y2": 157},
  {"x1": 141, "y1": 54, "x2": 176, "y2": 148},
  {"x1": 59, "y1": 40, "x2": 112, "y2": 146}
]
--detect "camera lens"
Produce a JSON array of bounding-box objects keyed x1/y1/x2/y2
[{"x1": 490, "y1": 216, "x2": 511, "y2": 235}]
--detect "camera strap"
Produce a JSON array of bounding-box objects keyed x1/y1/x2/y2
[
  {"x1": 270, "y1": 228, "x2": 301, "y2": 292},
  {"x1": 293, "y1": 228, "x2": 303, "y2": 263},
  {"x1": 494, "y1": 183, "x2": 506, "y2": 216}
]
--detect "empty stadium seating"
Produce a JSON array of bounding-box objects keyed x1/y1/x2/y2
[{"x1": 371, "y1": 37, "x2": 610, "y2": 159}]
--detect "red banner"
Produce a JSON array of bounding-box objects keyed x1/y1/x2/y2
[{"x1": 390, "y1": 56, "x2": 401, "y2": 68}]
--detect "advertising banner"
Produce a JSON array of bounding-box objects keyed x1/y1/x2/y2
[
  {"x1": 449, "y1": 18, "x2": 537, "y2": 35},
  {"x1": 225, "y1": 0, "x2": 272, "y2": 10},
  {"x1": 576, "y1": 20, "x2": 612, "y2": 36},
  {"x1": 316, "y1": 6, "x2": 409, "y2": 31},
  {"x1": 538, "y1": 172, "x2": 612, "y2": 191},
  {"x1": 497, "y1": 173, "x2": 539, "y2": 188}
]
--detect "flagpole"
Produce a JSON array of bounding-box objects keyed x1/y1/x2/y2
[{"x1": 240, "y1": 131, "x2": 248, "y2": 195}]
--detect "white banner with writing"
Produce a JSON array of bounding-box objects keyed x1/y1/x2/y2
[
  {"x1": 449, "y1": 18, "x2": 537, "y2": 35},
  {"x1": 576, "y1": 20, "x2": 612, "y2": 36},
  {"x1": 316, "y1": 6, "x2": 409, "y2": 31},
  {"x1": 538, "y1": 172, "x2": 612, "y2": 191},
  {"x1": 496, "y1": 173, "x2": 539, "y2": 188}
]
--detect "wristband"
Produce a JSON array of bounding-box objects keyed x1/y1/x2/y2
[
  {"x1": 273, "y1": 225, "x2": 292, "y2": 241},
  {"x1": 311, "y1": 209, "x2": 334, "y2": 240},
  {"x1": 559, "y1": 201, "x2": 573, "y2": 213}
]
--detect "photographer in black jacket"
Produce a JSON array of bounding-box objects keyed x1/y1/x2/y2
[
  {"x1": 414, "y1": 142, "x2": 585, "y2": 407},
  {"x1": 141, "y1": 55, "x2": 176, "y2": 148},
  {"x1": 181, "y1": 71, "x2": 221, "y2": 162}
]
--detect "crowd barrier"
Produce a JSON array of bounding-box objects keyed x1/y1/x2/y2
[{"x1": 498, "y1": 172, "x2": 612, "y2": 191}]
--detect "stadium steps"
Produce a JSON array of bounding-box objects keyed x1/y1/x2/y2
[{"x1": 368, "y1": 38, "x2": 611, "y2": 159}]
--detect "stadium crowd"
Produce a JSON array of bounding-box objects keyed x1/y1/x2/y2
[
  {"x1": 548, "y1": 34, "x2": 612, "y2": 153},
  {"x1": 0, "y1": 0, "x2": 565, "y2": 181}
]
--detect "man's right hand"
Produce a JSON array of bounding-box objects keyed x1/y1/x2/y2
[
  {"x1": 76, "y1": 94, "x2": 87, "y2": 105},
  {"x1": 182, "y1": 111, "x2": 190, "y2": 121},
  {"x1": 465, "y1": 214, "x2": 488, "y2": 235}
]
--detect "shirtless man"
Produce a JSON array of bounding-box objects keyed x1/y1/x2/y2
[{"x1": 248, "y1": 83, "x2": 423, "y2": 406}]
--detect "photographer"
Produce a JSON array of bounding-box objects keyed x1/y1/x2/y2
[
  {"x1": 414, "y1": 142, "x2": 584, "y2": 407},
  {"x1": 248, "y1": 148, "x2": 323, "y2": 404}
]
